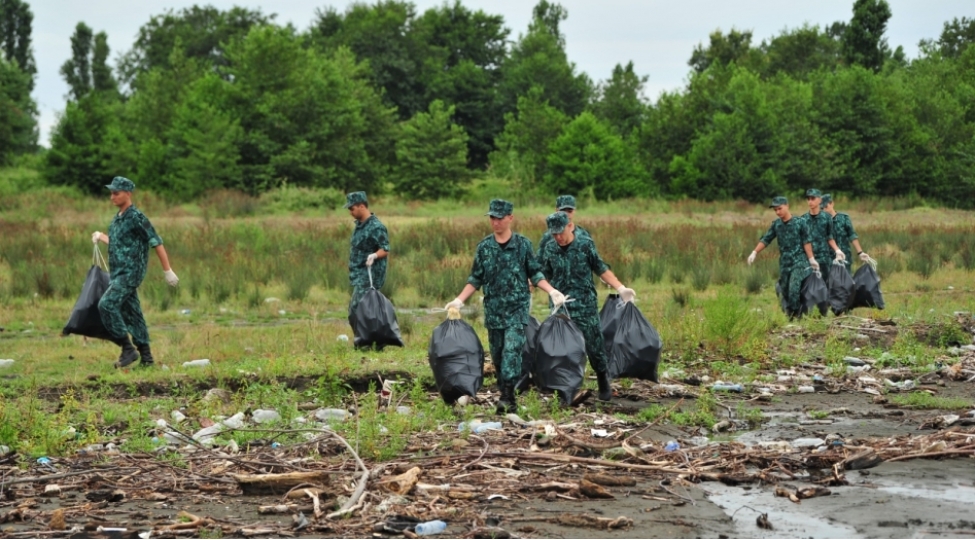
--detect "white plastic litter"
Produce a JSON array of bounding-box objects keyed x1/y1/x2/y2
[
  {"x1": 182, "y1": 359, "x2": 210, "y2": 368},
  {"x1": 314, "y1": 408, "x2": 349, "y2": 423},
  {"x1": 252, "y1": 409, "x2": 281, "y2": 424},
  {"x1": 0, "y1": 359, "x2": 14, "y2": 368}
]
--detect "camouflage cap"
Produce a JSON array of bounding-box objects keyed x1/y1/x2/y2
[
  {"x1": 105, "y1": 176, "x2": 136, "y2": 192},
  {"x1": 344, "y1": 191, "x2": 367, "y2": 209},
  {"x1": 805, "y1": 188, "x2": 823, "y2": 198},
  {"x1": 769, "y1": 196, "x2": 788, "y2": 208},
  {"x1": 546, "y1": 211, "x2": 570, "y2": 234},
  {"x1": 555, "y1": 194, "x2": 577, "y2": 210},
  {"x1": 820, "y1": 193, "x2": 833, "y2": 207},
  {"x1": 485, "y1": 199, "x2": 513, "y2": 218}
]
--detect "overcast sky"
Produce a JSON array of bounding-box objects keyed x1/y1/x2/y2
[{"x1": 29, "y1": 0, "x2": 970, "y2": 146}]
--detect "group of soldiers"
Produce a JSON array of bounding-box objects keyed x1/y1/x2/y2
[
  {"x1": 346, "y1": 192, "x2": 636, "y2": 414},
  {"x1": 747, "y1": 189, "x2": 869, "y2": 318}
]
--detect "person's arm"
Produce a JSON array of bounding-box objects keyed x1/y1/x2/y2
[
  {"x1": 598, "y1": 269, "x2": 624, "y2": 290},
  {"x1": 154, "y1": 245, "x2": 173, "y2": 271},
  {"x1": 752, "y1": 242, "x2": 767, "y2": 254},
  {"x1": 446, "y1": 245, "x2": 484, "y2": 309},
  {"x1": 804, "y1": 243, "x2": 815, "y2": 260},
  {"x1": 852, "y1": 239, "x2": 864, "y2": 254}
]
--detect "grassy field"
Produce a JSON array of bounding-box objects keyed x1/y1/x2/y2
[{"x1": 1, "y1": 187, "x2": 973, "y2": 458}]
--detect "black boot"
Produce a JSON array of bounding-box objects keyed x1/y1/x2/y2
[
  {"x1": 596, "y1": 371, "x2": 613, "y2": 402},
  {"x1": 136, "y1": 343, "x2": 154, "y2": 367},
  {"x1": 113, "y1": 336, "x2": 139, "y2": 368},
  {"x1": 495, "y1": 380, "x2": 516, "y2": 415}
]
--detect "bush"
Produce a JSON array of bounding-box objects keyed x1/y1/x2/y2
[
  {"x1": 259, "y1": 185, "x2": 345, "y2": 213},
  {"x1": 703, "y1": 288, "x2": 768, "y2": 358}
]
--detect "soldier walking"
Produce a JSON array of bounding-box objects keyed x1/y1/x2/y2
[
  {"x1": 821, "y1": 194, "x2": 871, "y2": 268},
  {"x1": 747, "y1": 196, "x2": 817, "y2": 318},
  {"x1": 800, "y1": 189, "x2": 845, "y2": 282},
  {"x1": 538, "y1": 195, "x2": 591, "y2": 252},
  {"x1": 345, "y1": 192, "x2": 389, "y2": 338}
]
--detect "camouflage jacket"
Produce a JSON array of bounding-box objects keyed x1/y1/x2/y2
[
  {"x1": 349, "y1": 214, "x2": 389, "y2": 289},
  {"x1": 538, "y1": 223, "x2": 591, "y2": 253},
  {"x1": 831, "y1": 212, "x2": 858, "y2": 262},
  {"x1": 759, "y1": 216, "x2": 811, "y2": 269},
  {"x1": 799, "y1": 211, "x2": 835, "y2": 262},
  {"x1": 537, "y1": 235, "x2": 610, "y2": 320},
  {"x1": 107, "y1": 205, "x2": 163, "y2": 288},
  {"x1": 467, "y1": 233, "x2": 545, "y2": 330}
]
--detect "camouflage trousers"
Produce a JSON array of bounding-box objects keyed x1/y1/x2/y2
[
  {"x1": 814, "y1": 254, "x2": 833, "y2": 284},
  {"x1": 488, "y1": 325, "x2": 528, "y2": 383},
  {"x1": 779, "y1": 264, "x2": 812, "y2": 318},
  {"x1": 574, "y1": 315, "x2": 607, "y2": 374},
  {"x1": 98, "y1": 281, "x2": 150, "y2": 346}
]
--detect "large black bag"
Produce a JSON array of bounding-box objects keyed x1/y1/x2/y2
[
  {"x1": 428, "y1": 317, "x2": 484, "y2": 404},
  {"x1": 514, "y1": 316, "x2": 540, "y2": 393},
  {"x1": 532, "y1": 307, "x2": 587, "y2": 404},
  {"x1": 799, "y1": 271, "x2": 829, "y2": 317},
  {"x1": 828, "y1": 262, "x2": 856, "y2": 315},
  {"x1": 352, "y1": 283, "x2": 404, "y2": 349},
  {"x1": 63, "y1": 247, "x2": 112, "y2": 340},
  {"x1": 599, "y1": 293, "x2": 623, "y2": 357},
  {"x1": 851, "y1": 263, "x2": 885, "y2": 309},
  {"x1": 605, "y1": 302, "x2": 662, "y2": 382}
]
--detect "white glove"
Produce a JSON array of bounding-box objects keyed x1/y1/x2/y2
[
  {"x1": 747, "y1": 251, "x2": 757, "y2": 265},
  {"x1": 366, "y1": 253, "x2": 378, "y2": 267},
  {"x1": 92, "y1": 231, "x2": 103, "y2": 244},
  {"x1": 445, "y1": 298, "x2": 464, "y2": 311},
  {"x1": 616, "y1": 285, "x2": 636, "y2": 303},
  {"x1": 834, "y1": 250, "x2": 846, "y2": 263},
  {"x1": 809, "y1": 258, "x2": 820, "y2": 273},
  {"x1": 549, "y1": 289, "x2": 566, "y2": 307},
  {"x1": 164, "y1": 269, "x2": 179, "y2": 287},
  {"x1": 859, "y1": 252, "x2": 870, "y2": 262}
]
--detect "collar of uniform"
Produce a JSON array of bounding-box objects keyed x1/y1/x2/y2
[{"x1": 355, "y1": 213, "x2": 376, "y2": 228}]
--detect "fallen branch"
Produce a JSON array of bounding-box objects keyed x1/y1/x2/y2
[{"x1": 0, "y1": 467, "x2": 137, "y2": 486}]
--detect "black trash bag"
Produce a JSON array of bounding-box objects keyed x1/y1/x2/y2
[
  {"x1": 352, "y1": 289, "x2": 404, "y2": 349},
  {"x1": 63, "y1": 264, "x2": 112, "y2": 340},
  {"x1": 851, "y1": 264, "x2": 885, "y2": 309},
  {"x1": 799, "y1": 272, "x2": 829, "y2": 317},
  {"x1": 828, "y1": 263, "x2": 856, "y2": 315},
  {"x1": 514, "y1": 316, "x2": 540, "y2": 393},
  {"x1": 606, "y1": 302, "x2": 662, "y2": 382},
  {"x1": 532, "y1": 309, "x2": 586, "y2": 404},
  {"x1": 428, "y1": 318, "x2": 484, "y2": 404},
  {"x1": 599, "y1": 293, "x2": 623, "y2": 357}
]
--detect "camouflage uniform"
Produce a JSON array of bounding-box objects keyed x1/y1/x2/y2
[
  {"x1": 348, "y1": 213, "x2": 389, "y2": 318},
  {"x1": 830, "y1": 213, "x2": 858, "y2": 270},
  {"x1": 799, "y1": 211, "x2": 835, "y2": 283},
  {"x1": 538, "y1": 194, "x2": 590, "y2": 252},
  {"x1": 468, "y1": 232, "x2": 546, "y2": 382},
  {"x1": 98, "y1": 204, "x2": 163, "y2": 346},
  {"x1": 538, "y1": 224, "x2": 590, "y2": 253},
  {"x1": 760, "y1": 217, "x2": 812, "y2": 317},
  {"x1": 537, "y1": 226, "x2": 610, "y2": 373}
]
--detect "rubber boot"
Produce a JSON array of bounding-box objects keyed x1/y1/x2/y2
[
  {"x1": 136, "y1": 343, "x2": 154, "y2": 367},
  {"x1": 113, "y1": 336, "x2": 139, "y2": 368},
  {"x1": 495, "y1": 380, "x2": 516, "y2": 415},
  {"x1": 596, "y1": 371, "x2": 613, "y2": 402}
]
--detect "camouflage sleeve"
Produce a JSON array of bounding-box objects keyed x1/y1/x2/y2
[
  {"x1": 373, "y1": 222, "x2": 390, "y2": 252},
  {"x1": 825, "y1": 214, "x2": 835, "y2": 241},
  {"x1": 759, "y1": 222, "x2": 776, "y2": 246},
  {"x1": 467, "y1": 243, "x2": 485, "y2": 289},
  {"x1": 523, "y1": 237, "x2": 546, "y2": 286},
  {"x1": 798, "y1": 219, "x2": 811, "y2": 246},
  {"x1": 140, "y1": 214, "x2": 163, "y2": 248},
  {"x1": 845, "y1": 215, "x2": 858, "y2": 240},
  {"x1": 586, "y1": 240, "x2": 610, "y2": 275}
]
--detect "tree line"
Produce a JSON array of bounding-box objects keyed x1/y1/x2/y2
[{"x1": 1, "y1": 0, "x2": 974, "y2": 206}]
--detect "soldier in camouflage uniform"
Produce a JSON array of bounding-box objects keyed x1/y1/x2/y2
[
  {"x1": 91, "y1": 177, "x2": 179, "y2": 368},
  {"x1": 445, "y1": 199, "x2": 564, "y2": 414},
  {"x1": 536, "y1": 212, "x2": 636, "y2": 402},
  {"x1": 798, "y1": 189, "x2": 845, "y2": 283},
  {"x1": 821, "y1": 194, "x2": 871, "y2": 269},
  {"x1": 345, "y1": 192, "x2": 389, "y2": 337},
  {"x1": 747, "y1": 196, "x2": 817, "y2": 318},
  {"x1": 538, "y1": 195, "x2": 591, "y2": 252}
]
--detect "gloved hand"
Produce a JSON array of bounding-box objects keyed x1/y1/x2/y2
[
  {"x1": 92, "y1": 231, "x2": 103, "y2": 244},
  {"x1": 834, "y1": 250, "x2": 846, "y2": 263},
  {"x1": 164, "y1": 269, "x2": 179, "y2": 287},
  {"x1": 747, "y1": 251, "x2": 757, "y2": 265},
  {"x1": 366, "y1": 253, "x2": 378, "y2": 267},
  {"x1": 549, "y1": 289, "x2": 566, "y2": 307},
  {"x1": 445, "y1": 298, "x2": 464, "y2": 311},
  {"x1": 859, "y1": 252, "x2": 871, "y2": 262},
  {"x1": 809, "y1": 257, "x2": 820, "y2": 273},
  {"x1": 616, "y1": 285, "x2": 636, "y2": 303}
]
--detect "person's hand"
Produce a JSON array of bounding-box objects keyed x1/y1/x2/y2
[
  {"x1": 747, "y1": 251, "x2": 757, "y2": 265},
  {"x1": 445, "y1": 298, "x2": 464, "y2": 311},
  {"x1": 859, "y1": 252, "x2": 871, "y2": 262},
  {"x1": 616, "y1": 285, "x2": 636, "y2": 303},
  {"x1": 164, "y1": 269, "x2": 179, "y2": 287},
  {"x1": 834, "y1": 250, "x2": 846, "y2": 263},
  {"x1": 549, "y1": 289, "x2": 566, "y2": 307},
  {"x1": 92, "y1": 231, "x2": 103, "y2": 244},
  {"x1": 366, "y1": 253, "x2": 378, "y2": 267},
  {"x1": 809, "y1": 258, "x2": 820, "y2": 273}
]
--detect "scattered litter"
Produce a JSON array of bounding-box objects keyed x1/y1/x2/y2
[
  {"x1": 182, "y1": 359, "x2": 210, "y2": 368},
  {"x1": 415, "y1": 520, "x2": 447, "y2": 536},
  {"x1": 664, "y1": 441, "x2": 680, "y2": 452},
  {"x1": 252, "y1": 409, "x2": 281, "y2": 423},
  {"x1": 337, "y1": 334, "x2": 349, "y2": 342},
  {"x1": 711, "y1": 383, "x2": 743, "y2": 392},
  {"x1": 791, "y1": 437, "x2": 825, "y2": 448},
  {"x1": 590, "y1": 429, "x2": 609, "y2": 438},
  {"x1": 797, "y1": 385, "x2": 815, "y2": 393},
  {"x1": 314, "y1": 408, "x2": 349, "y2": 423},
  {"x1": 0, "y1": 359, "x2": 14, "y2": 368}
]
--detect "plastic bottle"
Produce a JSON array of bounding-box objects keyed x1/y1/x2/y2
[
  {"x1": 797, "y1": 385, "x2": 815, "y2": 393},
  {"x1": 472, "y1": 422, "x2": 502, "y2": 434},
  {"x1": 0, "y1": 445, "x2": 10, "y2": 455},
  {"x1": 711, "y1": 383, "x2": 743, "y2": 393},
  {"x1": 0, "y1": 359, "x2": 14, "y2": 368},
  {"x1": 792, "y1": 437, "x2": 825, "y2": 448},
  {"x1": 252, "y1": 409, "x2": 281, "y2": 423},
  {"x1": 182, "y1": 359, "x2": 210, "y2": 368},
  {"x1": 843, "y1": 356, "x2": 865, "y2": 366},
  {"x1": 414, "y1": 520, "x2": 447, "y2": 536},
  {"x1": 315, "y1": 408, "x2": 349, "y2": 423},
  {"x1": 664, "y1": 440, "x2": 680, "y2": 452},
  {"x1": 37, "y1": 457, "x2": 52, "y2": 465}
]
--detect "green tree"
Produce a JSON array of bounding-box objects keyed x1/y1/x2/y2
[
  {"x1": 688, "y1": 28, "x2": 763, "y2": 74},
  {"x1": 394, "y1": 100, "x2": 473, "y2": 199},
  {"x1": 46, "y1": 94, "x2": 125, "y2": 192},
  {"x1": 590, "y1": 61, "x2": 648, "y2": 137},
  {"x1": 491, "y1": 86, "x2": 568, "y2": 185},
  {"x1": 0, "y1": 57, "x2": 37, "y2": 163},
  {"x1": 545, "y1": 112, "x2": 647, "y2": 200},
  {"x1": 59, "y1": 22, "x2": 117, "y2": 100},
  {"x1": 0, "y1": 0, "x2": 35, "y2": 90},
  {"x1": 924, "y1": 17, "x2": 975, "y2": 59},
  {"x1": 761, "y1": 24, "x2": 843, "y2": 79},
  {"x1": 842, "y1": 0, "x2": 891, "y2": 72}
]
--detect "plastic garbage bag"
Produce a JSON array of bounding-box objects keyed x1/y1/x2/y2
[
  {"x1": 428, "y1": 317, "x2": 484, "y2": 404},
  {"x1": 799, "y1": 272, "x2": 829, "y2": 317},
  {"x1": 514, "y1": 316, "x2": 540, "y2": 393},
  {"x1": 851, "y1": 263, "x2": 885, "y2": 310},
  {"x1": 62, "y1": 246, "x2": 112, "y2": 340},
  {"x1": 605, "y1": 302, "x2": 662, "y2": 382},
  {"x1": 353, "y1": 289, "x2": 404, "y2": 349},
  {"x1": 827, "y1": 262, "x2": 856, "y2": 315},
  {"x1": 532, "y1": 306, "x2": 586, "y2": 404},
  {"x1": 599, "y1": 293, "x2": 623, "y2": 357}
]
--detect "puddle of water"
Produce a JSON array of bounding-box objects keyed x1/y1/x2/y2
[
  {"x1": 875, "y1": 480, "x2": 975, "y2": 504},
  {"x1": 706, "y1": 484, "x2": 861, "y2": 538}
]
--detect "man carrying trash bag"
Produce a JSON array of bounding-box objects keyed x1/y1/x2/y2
[
  {"x1": 346, "y1": 191, "x2": 389, "y2": 338},
  {"x1": 445, "y1": 199, "x2": 565, "y2": 415},
  {"x1": 747, "y1": 196, "x2": 817, "y2": 319},
  {"x1": 91, "y1": 177, "x2": 179, "y2": 368},
  {"x1": 538, "y1": 195, "x2": 590, "y2": 252},
  {"x1": 799, "y1": 189, "x2": 846, "y2": 284},
  {"x1": 536, "y1": 211, "x2": 635, "y2": 402}
]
